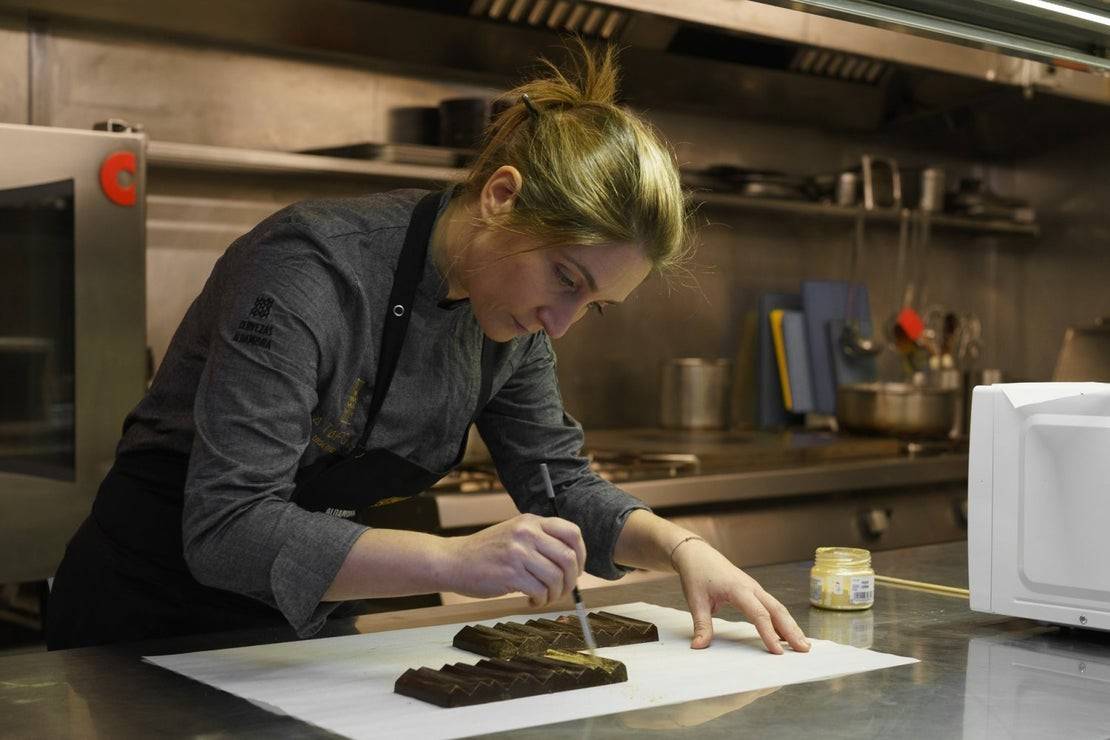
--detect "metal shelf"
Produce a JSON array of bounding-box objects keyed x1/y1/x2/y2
[
  {"x1": 695, "y1": 190, "x2": 1040, "y2": 236},
  {"x1": 147, "y1": 141, "x2": 1039, "y2": 237},
  {"x1": 146, "y1": 140, "x2": 468, "y2": 183}
]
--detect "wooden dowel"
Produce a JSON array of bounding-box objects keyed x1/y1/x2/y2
[{"x1": 874, "y1": 574, "x2": 970, "y2": 599}]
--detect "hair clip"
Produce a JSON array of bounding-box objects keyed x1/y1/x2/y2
[{"x1": 521, "y1": 93, "x2": 541, "y2": 121}]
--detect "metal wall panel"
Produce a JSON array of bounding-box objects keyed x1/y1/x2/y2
[
  {"x1": 39, "y1": 25, "x2": 499, "y2": 150},
  {"x1": 1012, "y1": 129, "x2": 1110, "y2": 381},
  {"x1": 0, "y1": 18, "x2": 28, "y2": 124}
]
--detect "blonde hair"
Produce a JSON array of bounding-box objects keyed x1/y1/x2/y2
[{"x1": 461, "y1": 41, "x2": 692, "y2": 274}]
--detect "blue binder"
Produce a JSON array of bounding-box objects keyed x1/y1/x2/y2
[
  {"x1": 801, "y1": 281, "x2": 875, "y2": 415},
  {"x1": 782, "y1": 310, "x2": 815, "y2": 414}
]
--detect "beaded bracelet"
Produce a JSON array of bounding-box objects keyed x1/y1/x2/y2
[{"x1": 668, "y1": 535, "x2": 707, "y2": 571}]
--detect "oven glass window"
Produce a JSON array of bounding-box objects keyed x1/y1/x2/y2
[{"x1": 0, "y1": 179, "x2": 75, "y2": 480}]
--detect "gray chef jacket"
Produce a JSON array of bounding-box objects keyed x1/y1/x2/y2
[{"x1": 116, "y1": 188, "x2": 648, "y2": 637}]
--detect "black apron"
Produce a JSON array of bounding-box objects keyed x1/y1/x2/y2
[{"x1": 46, "y1": 192, "x2": 494, "y2": 650}]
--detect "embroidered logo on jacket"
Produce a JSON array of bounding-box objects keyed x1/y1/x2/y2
[
  {"x1": 248, "y1": 296, "x2": 274, "y2": 319},
  {"x1": 233, "y1": 296, "x2": 276, "y2": 350},
  {"x1": 232, "y1": 319, "x2": 274, "y2": 350},
  {"x1": 338, "y1": 378, "x2": 366, "y2": 427}
]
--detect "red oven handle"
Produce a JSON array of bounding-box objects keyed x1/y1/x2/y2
[{"x1": 99, "y1": 151, "x2": 137, "y2": 206}]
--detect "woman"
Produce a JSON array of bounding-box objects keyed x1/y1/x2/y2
[{"x1": 46, "y1": 45, "x2": 809, "y2": 655}]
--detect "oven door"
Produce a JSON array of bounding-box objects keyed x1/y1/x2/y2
[{"x1": 0, "y1": 123, "x2": 146, "y2": 583}]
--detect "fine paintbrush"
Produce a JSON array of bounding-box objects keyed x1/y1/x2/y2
[{"x1": 539, "y1": 462, "x2": 598, "y2": 656}]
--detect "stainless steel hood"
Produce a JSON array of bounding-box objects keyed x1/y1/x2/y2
[
  {"x1": 754, "y1": 0, "x2": 1110, "y2": 72},
  {"x1": 583, "y1": 0, "x2": 1110, "y2": 104},
  {"x1": 453, "y1": 0, "x2": 1110, "y2": 154},
  {"x1": 445, "y1": 0, "x2": 1110, "y2": 144}
]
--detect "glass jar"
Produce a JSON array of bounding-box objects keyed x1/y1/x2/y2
[{"x1": 809, "y1": 547, "x2": 875, "y2": 610}]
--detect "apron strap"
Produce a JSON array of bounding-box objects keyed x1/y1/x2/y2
[{"x1": 350, "y1": 191, "x2": 442, "y2": 456}]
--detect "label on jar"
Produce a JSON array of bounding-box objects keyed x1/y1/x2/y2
[
  {"x1": 810, "y1": 577, "x2": 823, "y2": 603},
  {"x1": 850, "y1": 575, "x2": 875, "y2": 605}
]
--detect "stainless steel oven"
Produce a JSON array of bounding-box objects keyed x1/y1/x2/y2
[{"x1": 0, "y1": 123, "x2": 146, "y2": 583}]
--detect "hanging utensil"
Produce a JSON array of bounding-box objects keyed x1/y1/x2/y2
[
  {"x1": 921, "y1": 304, "x2": 951, "y2": 370},
  {"x1": 840, "y1": 211, "x2": 882, "y2": 357},
  {"x1": 954, "y1": 313, "x2": 983, "y2": 369},
  {"x1": 908, "y1": 168, "x2": 945, "y2": 312},
  {"x1": 940, "y1": 311, "x2": 959, "y2": 369},
  {"x1": 890, "y1": 167, "x2": 946, "y2": 379},
  {"x1": 840, "y1": 155, "x2": 901, "y2": 358}
]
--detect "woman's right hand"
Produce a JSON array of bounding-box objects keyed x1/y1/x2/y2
[{"x1": 443, "y1": 514, "x2": 586, "y2": 607}]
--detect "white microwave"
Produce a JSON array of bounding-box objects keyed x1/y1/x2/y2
[{"x1": 968, "y1": 382, "x2": 1110, "y2": 631}]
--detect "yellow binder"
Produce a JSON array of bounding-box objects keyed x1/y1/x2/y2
[{"x1": 769, "y1": 309, "x2": 793, "y2": 411}]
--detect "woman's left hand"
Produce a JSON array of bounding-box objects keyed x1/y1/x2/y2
[{"x1": 672, "y1": 539, "x2": 810, "y2": 654}]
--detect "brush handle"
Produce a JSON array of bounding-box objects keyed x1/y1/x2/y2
[
  {"x1": 540, "y1": 463, "x2": 597, "y2": 653},
  {"x1": 540, "y1": 463, "x2": 558, "y2": 511}
]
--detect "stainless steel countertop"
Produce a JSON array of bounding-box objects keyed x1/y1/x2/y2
[{"x1": 4, "y1": 541, "x2": 1108, "y2": 738}]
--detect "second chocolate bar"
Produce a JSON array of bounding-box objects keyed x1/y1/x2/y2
[{"x1": 452, "y1": 612, "x2": 658, "y2": 659}]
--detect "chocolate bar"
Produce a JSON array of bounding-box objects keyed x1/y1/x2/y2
[
  {"x1": 550, "y1": 611, "x2": 659, "y2": 648},
  {"x1": 395, "y1": 650, "x2": 628, "y2": 708},
  {"x1": 452, "y1": 612, "x2": 658, "y2": 659},
  {"x1": 451, "y1": 623, "x2": 546, "y2": 660}
]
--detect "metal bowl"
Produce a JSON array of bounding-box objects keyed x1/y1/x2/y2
[{"x1": 836, "y1": 382, "x2": 958, "y2": 438}]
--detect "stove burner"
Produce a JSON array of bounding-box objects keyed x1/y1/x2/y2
[{"x1": 431, "y1": 451, "x2": 701, "y2": 494}]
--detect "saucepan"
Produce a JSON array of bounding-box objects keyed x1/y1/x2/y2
[{"x1": 836, "y1": 381, "x2": 958, "y2": 439}]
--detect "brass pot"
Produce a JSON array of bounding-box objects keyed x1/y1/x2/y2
[{"x1": 836, "y1": 382, "x2": 958, "y2": 438}]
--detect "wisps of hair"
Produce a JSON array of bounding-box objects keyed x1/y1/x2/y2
[{"x1": 461, "y1": 38, "x2": 694, "y2": 276}]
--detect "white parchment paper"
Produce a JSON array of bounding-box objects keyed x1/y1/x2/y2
[{"x1": 145, "y1": 602, "x2": 916, "y2": 739}]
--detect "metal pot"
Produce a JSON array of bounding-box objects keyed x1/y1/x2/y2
[
  {"x1": 660, "y1": 358, "x2": 734, "y2": 430},
  {"x1": 836, "y1": 382, "x2": 958, "y2": 438},
  {"x1": 438, "y1": 97, "x2": 490, "y2": 150},
  {"x1": 388, "y1": 106, "x2": 440, "y2": 146}
]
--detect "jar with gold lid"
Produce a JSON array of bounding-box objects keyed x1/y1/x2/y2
[{"x1": 809, "y1": 547, "x2": 875, "y2": 610}]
